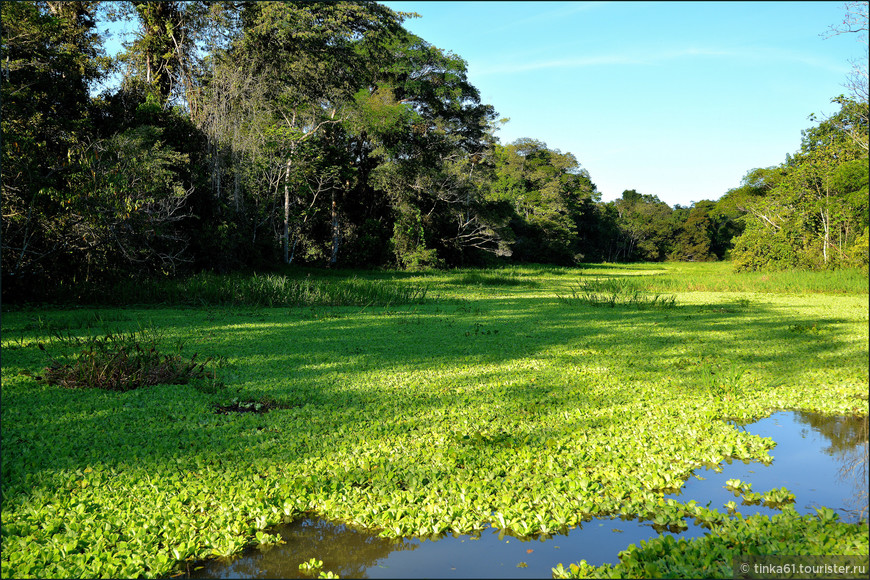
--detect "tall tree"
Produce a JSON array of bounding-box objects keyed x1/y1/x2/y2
[
  {"x1": 227, "y1": 1, "x2": 406, "y2": 264},
  {"x1": 609, "y1": 189, "x2": 674, "y2": 262},
  {"x1": 824, "y1": 0, "x2": 868, "y2": 151},
  {"x1": 1, "y1": 0, "x2": 106, "y2": 297},
  {"x1": 669, "y1": 201, "x2": 718, "y2": 262},
  {"x1": 355, "y1": 30, "x2": 501, "y2": 268},
  {"x1": 731, "y1": 99, "x2": 868, "y2": 270},
  {"x1": 111, "y1": 0, "x2": 228, "y2": 116},
  {"x1": 490, "y1": 139, "x2": 597, "y2": 264}
]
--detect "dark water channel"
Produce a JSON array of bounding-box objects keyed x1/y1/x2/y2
[{"x1": 187, "y1": 411, "x2": 868, "y2": 579}]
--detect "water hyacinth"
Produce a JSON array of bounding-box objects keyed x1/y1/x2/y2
[{"x1": 1, "y1": 263, "x2": 867, "y2": 578}]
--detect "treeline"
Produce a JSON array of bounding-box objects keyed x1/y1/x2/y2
[
  {"x1": 724, "y1": 97, "x2": 868, "y2": 271},
  {"x1": 2, "y1": 1, "x2": 867, "y2": 302}
]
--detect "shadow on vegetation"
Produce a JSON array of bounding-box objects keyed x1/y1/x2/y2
[{"x1": 3, "y1": 289, "x2": 864, "y2": 501}]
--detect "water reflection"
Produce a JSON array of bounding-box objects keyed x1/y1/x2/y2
[
  {"x1": 795, "y1": 411, "x2": 868, "y2": 520},
  {"x1": 186, "y1": 411, "x2": 868, "y2": 579},
  {"x1": 665, "y1": 411, "x2": 869, "y2": 524},
  {"x1": 188, "y1": 518, "x2": 417, "y2": 579},
  {"x1": 188, "y1": 516, "x2": 706, "y2": 579}
]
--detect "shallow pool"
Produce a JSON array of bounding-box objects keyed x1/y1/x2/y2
[{"x1": 186, "y1": 411, "x2": 868, "y2": 579}]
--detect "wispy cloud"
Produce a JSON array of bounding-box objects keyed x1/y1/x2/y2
[
  {"x1": 475, "y1": 54, "x2": 644, "y2": 75},
  {"x1": 473, "y1": 48, "x2": 718, "y2": 76},
  {"x1": 491, "y1": 1, "x2": 611, "y2": 32},
  {"x1": 473, "y1": 45, "x2": 846, "y2": 76}
]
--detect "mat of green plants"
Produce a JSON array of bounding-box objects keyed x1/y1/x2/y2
[{"x1": 2, "y1": 262, "x2": 868, "y2": 578}]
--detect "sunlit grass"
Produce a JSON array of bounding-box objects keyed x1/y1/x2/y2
[
  {"x1": 2, "y1": 263, "x2": 867, "y2": 578},
  {"x1": 605, "y1": 262, "x2": 869, "y2": 294}
]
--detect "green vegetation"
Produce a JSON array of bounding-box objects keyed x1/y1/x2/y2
[
  {"x1": 51, "y1": 271, "x2": 430, "y2": 308},
  {"x1": 2, "y1": 264, "x2": 867, "y2": 578},
  {"x1": 552, "y1": 508, "x2": 868, "y2": 579},
  {"x1": 593, "y1": 262, "x2": 869, "y2": 295},
  {"x1": 724, "y1": 104, "x2": 868, "y2": 272},
  {"x1": 299, "y1": 557, "x2": 324, "y2": 574},
  {"x1": 557, "y1": 277, "x2": 677, "y2": 309},
  {"x1": 2, "y1": 2, "x2": 866, "y2": 305},
  {"x1": 1, "y1": 2, "x2": 867, "y2": 576},
  {"x1": 39, "y1": 328, "x2": 221, "y2": 392}
]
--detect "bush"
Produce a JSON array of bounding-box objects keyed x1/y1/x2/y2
[
  {"x1": 40, "y1": 331, "x2": 220, "y2": 392},
  {"x1": 730, "y1": 227, "x2": 806, "y2": 272}
]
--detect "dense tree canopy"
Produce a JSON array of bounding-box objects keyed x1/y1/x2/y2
[
  {"x1": 729, "y1": 98, "x2": 869, "y2": 271},
  {"x1": 2, "y1": 1, "x2": 867, "y2": 301}
]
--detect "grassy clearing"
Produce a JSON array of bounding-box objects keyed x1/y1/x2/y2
[
  {"x1": 604, "y1": 262, "x2": 870, "y2": 295},
  {"x1": 1, "y1": 263, "x2": 868, "y2": 578}
]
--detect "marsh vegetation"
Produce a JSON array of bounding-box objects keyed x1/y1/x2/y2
[
  {"x1": 3, "y1": 2, "x2": 867, "y2": 576},
  {"x1": 2, "y1": 263, "x2": 868, "y2": 578}
]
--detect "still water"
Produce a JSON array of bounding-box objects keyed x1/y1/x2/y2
[{"x1": 187, "y1": 411, "x2": 868, "y2": 579}]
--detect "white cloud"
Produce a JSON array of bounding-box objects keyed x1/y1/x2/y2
[
  {"x1": 491, "y1": 1, "x2": 611, "y2": 32},
  {"x1": 473, "y1": 45, "x2": 846, "y2": 76}
]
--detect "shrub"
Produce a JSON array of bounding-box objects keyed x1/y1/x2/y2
[{"x1": 40, "y1": 331, "x2": 220, "y2": 392}]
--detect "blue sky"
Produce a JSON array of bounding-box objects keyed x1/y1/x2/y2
[
  {"x1": 382, "y1": 1, "x2": 865, "y2": 207},
  {"x1": 98, "y1": 1, "x2": 863, "y2": 208}
]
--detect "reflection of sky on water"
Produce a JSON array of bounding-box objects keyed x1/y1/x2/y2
[
  {"x1": 189, "y1": 516, "x2": 708, "y2": 579},
  {"x1": 794, "y1": 411, "x2": 868, "y2": 521},
  {"x1": 188, "y1": 411, "x2": 868, "y2": 579},
  {"x1": 671, "y1": 411, "x2": 869, "y2": 523}
]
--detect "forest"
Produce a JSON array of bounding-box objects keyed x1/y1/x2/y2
[
  {"x1": 2, "y1": 1, "x2": 868, "y2": 303},
  {"x1": 2, "y1": 4, "x2": 868, "y2": 578}
]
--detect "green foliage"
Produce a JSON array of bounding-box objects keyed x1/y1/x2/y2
[
  {"x1": 553, "y1": 509, "x2": 869, "y2": 578},
  {"x1": 1, "y1": 0, "x2": 108, "y2": 298},
  {"x1": 451, "y1": 269, "x2": 540, "y2": 287},
  {"x1": 40, "y1": 330, "x2": 220, "y2": 392},
  {"x1": 2, "y1": 4, "x2": 869, "y2": 575},
  {"x1": 558, "y1": 277, "x2": 677, "y2": 309},
  {"x1": 848, "y1": 226, "x2": 870, "y2": 266},
  {"x1": 391, "y1": 209, "x2": 442, "y2": 271},
  {"x1": 299, "y1": 557, "x2": 324, "y2": 574},
  {"x1": 2, "y1": 264, "x2": 867, "y2": 578},
  {"x1": 760, "y1": 486, "x2": 797, "y2": 506},
  {"x1": 3, "y1": 0, "x2": 867, "y2": 307},
  {"x1": 624, "y1": 261, "x2": 868, "y2": 294},
  {"x1": 65, "y1": 125, "x2": 193, "y2": 272},
  {"x1": 608, "y1": 190, "x2": 677, "y2": 262},
  {"x1": 13, "y1": 271, "x2": 430, "y2": 308},
  {"x1": 731, "y1": 225, "x2": 808, "y2": 272},
  {"x1": 725, "y1": 479, "x2": 753, "y2": 493},
  {"x1": 731, "y1": 98, "x2": 869, "y2": 272},
  {"x1": 490, "y1": 139, "x2": 598, "y2": 264},
  {"x1": 669, "y1": 201, "x2": 720, "y2": 262}
]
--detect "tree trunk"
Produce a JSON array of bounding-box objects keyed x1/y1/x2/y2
[
  {"x1": 212, "y1": 142, "x2": 221, "y2": 201},
  {"x1": 330, "y1": 185, "x2": 342, "y2": 266},
  {"x1": 283, "y1": 158, "x2": 291, "y2": 264},
  {"x1": 821, "y1": 206, "x2": 830, "y2": 264},
  {"x1": 233, "y1": 151, "x2": 241, "y2": 213}
]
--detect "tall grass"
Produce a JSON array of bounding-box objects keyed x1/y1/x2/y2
[
  {"x1": 451, "y1": 269, "x2": 540, "y2": 287},
  {"x1": 40, "y1": 329, "x2": 221, "y2": 392},
  {"x1": 557, "y1": 277, "x2": 677, "y2": 309},
  {"x1": 103, "y1": 272, "x2": 429, "y2": 307},
  {"x1": 633, "y1": 264, "x2": 869, "y2": 294}
]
